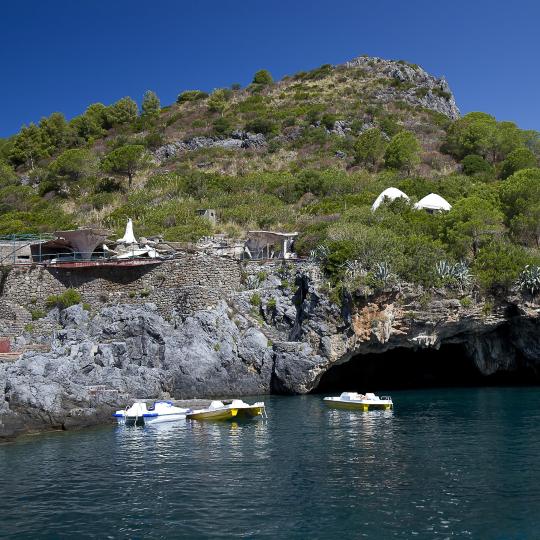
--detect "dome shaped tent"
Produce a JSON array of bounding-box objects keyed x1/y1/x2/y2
[
  {"x1": 414, "y1": 193, "x2": 452, "y2": 212},
  {"x1": 371, "y1": 187, "x2": 410, "y2": 211}
]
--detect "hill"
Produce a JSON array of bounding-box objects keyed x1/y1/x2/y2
[{"x1": 0, "y1": 55, "x2": 539, "y2": 295}]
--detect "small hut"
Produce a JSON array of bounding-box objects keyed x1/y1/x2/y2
[
  {"x1": 371, "y1": 187, "x2": 410, "y2": 211},
  {"x1": 244, "y1": 231, "x2": 298, "y2": 260},
  {"x1": 414, "y1": 193, "x2": 452, "y2": 213}
]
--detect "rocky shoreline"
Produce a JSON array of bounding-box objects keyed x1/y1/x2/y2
[{"x1": 1, "y1": 261, "x2": 539, "y2": 442}]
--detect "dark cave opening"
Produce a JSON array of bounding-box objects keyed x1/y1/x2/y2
[{"x1": 313, "y1": 343, "x2": 536, "y2": 393}]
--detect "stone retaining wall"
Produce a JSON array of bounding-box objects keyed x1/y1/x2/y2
[{"x1": 0, "y1": 255, "x2": 242, "y2": 320}]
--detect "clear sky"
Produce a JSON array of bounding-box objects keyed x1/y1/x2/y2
[{"x1": 1, "y1": 0, "x2": 539, "y2": 137}]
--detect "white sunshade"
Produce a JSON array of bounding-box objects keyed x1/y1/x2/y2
[
  {"x1": 371, "y1": 187, "x2": 410, "y2": 211},
  {"x1": 414, "y1": 193, "x2": 452, "y2": 211},
  {"x1": 117, "y1": 218, "x2": 137, "y2": 244}
]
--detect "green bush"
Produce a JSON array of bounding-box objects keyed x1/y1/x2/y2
[
  {"x1": 30, "y1": 308, "x2": 46, "y2": 320},
  {"x1": 245, "y1": 117, "x2": 276, "y2": 135},
  {"x1": 472, "y1": 241, "x2": 535, "y2": 294},
  {"x1": 177, "y1": 90, "x2": 208, "y2": 103},
  {"x1": 500, "y1": 148, "x2": 537, "y2": 179},
  {"x1": 252, "y1": 70, "x2": 273, "y2": 86},
  {"x1": 45, "y1": 288, "x2": 82, "y2": 310},
  {"x1": 461, "y1": 154, "x2": 494, "y2": 176},
  {"x1": 250, "y1": 293, "x2": 261, "y2": 307}
]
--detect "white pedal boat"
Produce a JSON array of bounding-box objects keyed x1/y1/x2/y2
[
  {"x1": 113, "y1": 400, "x2": 190, "y2": 426},
  {"x1": 186, "y1": 399, "x2": 266, "y2": 421},
  {"x1": 323, "y1": 392, "x2": 393, "y2": 411}
]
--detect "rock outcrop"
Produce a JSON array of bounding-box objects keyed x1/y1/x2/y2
[
  {"x1": 345, "y1": 56, "x2": 460, "y2": 120},
  {"x1": 155, "y1": 130, "x2": 267, "y2": 162},
  {"x1": 1, "y1": 260, "x2": 538, "y2": 441}
]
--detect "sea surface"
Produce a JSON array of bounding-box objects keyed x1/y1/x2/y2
[{"x1": 1, "y1": 388, "x2": 540, "y2": 539}]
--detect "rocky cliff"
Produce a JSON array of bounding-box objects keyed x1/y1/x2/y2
[{"x1": 1, "y1": 259, "x2": 538, "y2": 441}]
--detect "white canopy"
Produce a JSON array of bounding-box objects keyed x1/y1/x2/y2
[
  {"x1": 414, "y1": 193, "x2": 452, "y2": 212},
  {"x1": 371, "y1": 187, "x2": 410, "y2": 211},
  {"x1": 117, "y1": 218, "x2": 137, "y2": 244}
]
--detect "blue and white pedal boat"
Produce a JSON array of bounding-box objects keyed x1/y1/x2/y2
[{"x1": 114, "y1": 400, "x2": 190, "y2": 426}]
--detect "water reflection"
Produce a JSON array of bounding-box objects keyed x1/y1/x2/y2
[{"x1": 2, "y1": 390, "x2": 540, "y2": 538}]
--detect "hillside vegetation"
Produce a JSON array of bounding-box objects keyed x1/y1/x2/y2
[{"x1": 0, "y1": 56, "x2": 539, "y2": 296}]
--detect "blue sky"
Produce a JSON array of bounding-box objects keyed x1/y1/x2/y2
[{"x1": 1, "y1": 0, "x2": 539, "y2": 137}]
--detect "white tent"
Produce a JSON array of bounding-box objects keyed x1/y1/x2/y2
[
  {"x1": 117, "y1": 218, "x2": 137, "y2": 244},
  {"x1": 371, "y1": 187, "x2": 410, "y2": 211},
  {"x1": 414, "y1": 193, "x2": 452, "y2": 212}
]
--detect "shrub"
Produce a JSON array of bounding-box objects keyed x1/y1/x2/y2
[
  {"x1": 518, "y1": 265, "x2": 540, "y2": 295},
  {"x1": 45, "y1": 288, "x2": 82, "y2": 310},
  {"x1": 500, "y1": 148, "x2": 537, "y2": 179},
  {"x1": 472, "y1": 241, "x2": 534, "y2": 294},
  {"x1": 30, "y1": 308, "x2": 45, "y2": 320},
  {"x1": 252, "y1": 70, "x2": 273, "y2": 86},
  {"x1": 245, "y1": 117, "x2": 276, "y2": 135},
  {"x1": 213, "y1": 117, "x2": 232, "y2": 136},
  {"x1": 177, "y1": 90, "x2": 208, "y2": 103},
  {"x1": 461, "y1": 154, "x2": 494, "y2": 176},
  {"x1": 250, "y1": 293, "x2": 261, "y2": 307},
  {"x1": 354, "y1": 128, "x2": 387, "y2": 170},
  {"x1": 384, "y1": 131, "x2": 421, "y2": 174}
]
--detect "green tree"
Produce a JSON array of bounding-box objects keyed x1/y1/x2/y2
[
  {"x1": 252, "y1": 70, "x2": 273, "y2": 86},
  {"x1": 39, "y1": 112, "x2": 72, "y2": 151},
  {"x1": 443, "y1": 113, "x2": 525, "y2": 163},
  {"x1": 105, "y1": 97, "x2": 138, "y2": 126},
  {"x1": 354, "y1": 128, "x2": 387, "y2": 170},
  {"x1": 0, "y1": 160, "x2": 17, "y2": 187},
  {"x1": 9, "y1": 123, "x2": 50, "y2": 168},
  {"x1": 101, "y1": 145, "x2": 148, "y2": 187},
  {"x1": 50, "y1": 149, "x2": 97, "y2": 182},
  {"x1": 500, "y1": 147, "x2": 537, "y2": 179},
  {"x1": 461, "y1": 154, "x2": 494, "y2": 176},
  {"x1": 384, "y1": 131, "x2": 421, "y2": 174},
  {"x1": 443, "y1": 196, "x2": 505, "y2": 257},
  {"x1": 442, "y1": 112, "x2": 497, "y2": 160},
  {"x1": 499, "y1": 168, "x2": 540, "y2": 247},
  {"x1": 473, "y1": 240, "x2": 535, "y2": 293},
  {"x1": 141, "y1": 90, "x2": 161, "y2": 118},
  {"x1": 70, "y1": 103, "x2": 108, "y2": 141}
]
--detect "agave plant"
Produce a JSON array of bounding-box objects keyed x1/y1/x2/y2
[
  {"x1": 436, "y1": 260, "x2": 471, "y2": 288},
  {"x1": 373, "y1": 261, "x2": 392, "y2": 286},
  {"x1": 344, "y1": 259, "x2": 366, "y2": 281},
  {"x1": 518, "y1": 265, "x2": 540, "y2": 295},
  {"x1": 309, "y1": 244, "x2": 329, "y2": 263},
  {"x1": 244, "y1": 274, "x2": 261, "y2": 290},
  {"x1": 436, "y1": 260, "x2": 453, "y2": 279},
  {"x1": 452, "y1": 261, "x2": 471, "y2": 287}
]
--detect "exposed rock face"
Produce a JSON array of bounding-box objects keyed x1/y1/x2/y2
[
  {"x1": 154, "y1": 131, "x2": 266, "y2": 162},
  {"x1": 344, "y1": 56, "x2": 460, "y2": 119},
  {"x1": 0, "y1": 302, "x2": 273, "y2": 440},
  {"x1": 1, "y1": 261, "x2": 538, "y2": 441}
]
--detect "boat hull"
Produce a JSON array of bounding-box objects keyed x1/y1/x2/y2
[
  {"x1": 120, "y1": 412, "x2": 188, "y2": 426},
  {"x1": 323, "y1": 399, "x2": 393, "y2": 411},
  {"x1": 236, "y1": 406, "x2": 265, "y2": 418},
  {"x1": 186, "y1": 408, "x2": 239, "y2": 421}
]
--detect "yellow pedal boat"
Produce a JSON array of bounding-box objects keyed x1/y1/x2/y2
[
  {"x1": 186, "y1": 399, "x2": 266, "y2": 421},
  {"x1": 323, "y1": 392, "x2": 393, "y2": 411}
]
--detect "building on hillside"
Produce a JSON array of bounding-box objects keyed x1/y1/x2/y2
[
  {"x1": 414, "y1": 193, "x2": 452, "y2": 213},
  {"x1": 244, "y1": 231, "x2": 298, "y2": 260},
  {"x1": 30, "y1": 228, "x2": 111, "y2": 262},
  {"x1": 371, "y1": 187, "x2": 410, "y2": 211}
]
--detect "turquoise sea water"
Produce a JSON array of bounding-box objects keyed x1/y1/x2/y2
[{"x1": 1, "y1": 388, "x2": 540, "y2": 539}]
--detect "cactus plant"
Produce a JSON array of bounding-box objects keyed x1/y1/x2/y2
[{"x1": 518, "y1": 265, "x2": 540, "y2": 295}]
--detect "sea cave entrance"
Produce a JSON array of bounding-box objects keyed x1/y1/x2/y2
[{"x1": 312, "y1": 343, "x2": 533, "y2": 393}]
